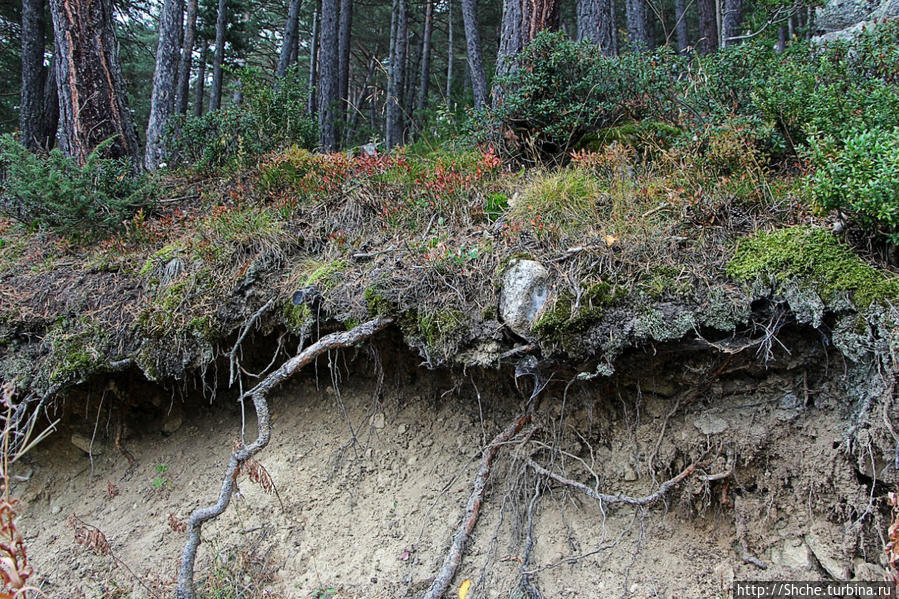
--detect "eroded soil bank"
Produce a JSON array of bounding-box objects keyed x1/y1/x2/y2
[{"x1": 11, "y1": 324, "x2": 895, "y2": 598}]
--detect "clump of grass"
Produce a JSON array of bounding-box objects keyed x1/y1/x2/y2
[
  {"x1": 511, "y1": 169, "x2": 602, "y2": 236},
  {"x1": 727, "y1": 226, "x2": 899, "y2": 308}
]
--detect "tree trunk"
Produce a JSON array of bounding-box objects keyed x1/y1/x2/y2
[
  {"x1": 385, "y1": 0, "x2": 407, "y2": 149},
  {"x1": 209, "y1": 0, "x2": 227, "y2": 111},
  {"x1": 49, "y1": 0, "x2": 141, "y2": 165},
  {"x1": 721, "y1": 0, "x2": 741, "y2": 45},
  {"x1": 416, "y1": 0, "x2": 433, "y2": 113},
  {"x1": 460, "y1": 0, "x2": 488, "y2": 109},
  {"x1": 576, "y1": 0, "x2": 617, "y2": 56},
  {"x1": 145, "y1": 0, "x2": 185, "y2": 170},
  {"x1": 176, "y1": 0, "x2": 198, "y2": 114},
  {"x1": 277, "y1": 0, "x2": 303, "y2": 77},
  {"x1": 626, "y1": 0, "x2": 648, "y2": 50},
  {"x1": 674, "y1": 0, "x2": 688, "y2": 52},
  {"x1": 193, "y1": 47, "x2": 207, "y2": 116},
  {"x1": 697, "y1": 0, "x2": 717, "y2": 54},
  {"x1": 776, "y1": 23, "x2": 786, "y2": 52},
  {"x1": 345, "y1": 54, "x2": 375, "y2": 145},
  {"x1": 338, "y1": 0, "x2": 353, "y2": 116},
  {"x1": 494, "y1": 0, "x2": 559, "y2": 98},
  {"x1": 20, "y1": 0, "x2": 46, "y2": 152},
  {"x1": 307, "y1": 6, "x2": 319, "y2": 115},
  {"x1": 445, "y1": 0, "x2": 453, "y2": 109},
  {"x1": 41, "y1": 54, "x2": 59, "y2": 149},
  {"x1": 318, "y1": 0, "x2": 339, "y2": 150}
]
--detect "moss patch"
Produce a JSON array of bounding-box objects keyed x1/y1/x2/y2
[
  {"x1": 532, "y1": 281, "x2": 624, "y2": 352},
  {"x1": 727, "y1": 226, "x2": 899, "y2": 308}
]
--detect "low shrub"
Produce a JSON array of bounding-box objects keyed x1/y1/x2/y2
[
  {"x1": 805, "y1": 127, "x2": 899, "y2": 242},
  {"x1": 168, "y1": 67, "x2": 316, "y2": 172},
  {"x1": 0, "y1": 135, "x2": 154, "y2": 237}
]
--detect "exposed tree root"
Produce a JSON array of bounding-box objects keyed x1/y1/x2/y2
[
  {"x1": 420, "y1": 412, "x2": 532, "y2": 599},
  {"x1": 526, "y1": 459, "x2": 695, "y2": 506},
  {"x1": 176, "y1": 317, "x2": 393, "y2": 599}
]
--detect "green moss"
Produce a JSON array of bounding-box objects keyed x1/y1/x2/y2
[
  {"x1": 282, "y1": 302, "x2": 312, "y2": 334},
  {"x1": 417, "y1": 310, "x2": 466, "y2": 351},
  {"x1": 365, "y1": 288, "x2": 394, "y2": 317},
  {"x1": 305, "y1": 259, "x2": 348, "y2": 289},
  {"x1": 637, "y1": 265, "x2": 692, "y2": 299},
  {"x1": 727, "y1": 226, "x2": 899, "y2": 308},
  {"x1": 139, "y1": 242, "x2": 186, "y2": 277},
  {"x1": 46, "y1": 319, "x2": 112, "y2": 385},
  {"x1": 532, "y1": 282, "x2": 623, "y2": 351},
  {"x1": 577, "y1": 121, "x2": 681, "y2": 153}
]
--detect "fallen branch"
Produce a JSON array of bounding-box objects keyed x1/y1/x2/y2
[
  {"x1": 527, "y1": 459, "x2": 695, "y2": 506},
  {"x1": 420, "y1": 413, "x2": 532, "y2": 599},
  {"x1": 177, "y1": 317, "x2": 393, "y2": 599}
]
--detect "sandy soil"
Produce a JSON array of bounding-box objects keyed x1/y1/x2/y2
[{"x1": 11, "y1": 338, "x2": 892, "y2": 598}]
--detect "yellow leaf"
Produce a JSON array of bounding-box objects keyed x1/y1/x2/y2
[
  {"x1": 458, "y1": 578, "x2": 472, "y2": 599},
  {"x1": 604, "y1": 234, "x2": 618, "y2": 247}
]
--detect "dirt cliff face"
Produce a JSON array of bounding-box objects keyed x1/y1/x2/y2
[{"x1": 10, "y1": 320, "x2": 896, "y2": 598}]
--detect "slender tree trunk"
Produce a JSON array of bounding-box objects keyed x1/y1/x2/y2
[
  {"x1": 345, "y1": 55, "x2": 375, "y2": 145},
  {"x1": 307, "y1": 6, "x2": 319, "y2": 115},
  {"x1": 49, "y1": 0, "x2": 141, "y2": 165},
  {"x1": 338, "y1": 0, "x2": 353, "y2": 114},
  {"x1": 721, "y1": 0, "x2": 741, "y2": 45},
  {"x1": 494, "y1": 0, "x2": 559, "y2": 100},
  {"x1": 318, "y1": 0, "x2": 339, "y2": 150},
  {"x1": 674, "y1": 0, "x2": 688, "y2": 52},
  {"x1": 385, "y1": 0, "x2": 407, "y2": 149},
  {"x1": 194, "y1": 47, "x2": 207, "y2": 116},
  {"x1": 416, "y1": 0, "x2": 433, "y2": 113},
  {"x1": 445, "y1": 0, "x2": 453, "y2": 109},
  {"x1": 460, "y1": 0, "x2": 487, "y2": 109},
  {"x1": 145, "y1": 0, "x2": 185, "y2": 170},
  {"x1": 209, "y1": 0, "x2": 227, "y2": 111},
  {"x1": 176, "y1": 0, "x2": 198, "y2": 114},
  {"x1": 577, "y1": 0, "x2": 617, "y2": 56},
  {"x1": 20, "y1": 0, "x2": 46, "y2": 152},
  {"x1": 41, "y1": 54, "x2": 58, "y2": 149},
  {"x1": 776, "y1": 23, "x2": 787, "y2": 52},
  {"x1": 405, "y1": 29, "x2": 422, "y2": 120},
  {"x1": 277, "y1": 0, "x2": 303, "y2": 77},
  {"x1": 697, "y1": 0, "x2": 718, "y2": 54},
  {"x1": 626, "y1": 0, "x2": 648, "y2": 50}
]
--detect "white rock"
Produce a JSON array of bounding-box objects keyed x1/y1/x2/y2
[
  {"x1": 499, "y1": 260, "x2": 550, "y2": 338},
  {"x1": 693, "y1": 413, "x2": 728, "y2": 436}
]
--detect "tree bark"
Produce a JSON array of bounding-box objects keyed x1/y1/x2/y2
[
  {"x1": 175, "y1": 0, "x2": 198, "y2": 114},
  {"x1": 494, "y1": 0, "x2": 559, "y2": 100},
  {"x1": 193, "y1": 46, "x2": 207, "y2": 116},
  {"x1": 318, "y1": 0, "x2": 339, "y2": 150},
  {"x1": 40, "y1": 54, "x2": 58, "y2": 149},
  {"x1": 445, "y1": 0, "x2": 453, "y2": 109},
  {"x1": 276, "y1": 0, "x2": 303, "y2": 77},
  {"x1": 460, "y1": 0, "x2": 488, "y2": 110},
  {"x1": 385, "y1": 0, "x2": 407, "y2": 149},
  {"x1": 20, "y1": 0, "x2": 46, "y2": 152},
  {"x1": 674, "y1": 0, "x2": 688, "y2": 52},
  {"x1": 697, "y1": 0, "x2": 718, "y2": 54},
  {"x1": 209, "y1": 0, "x2": 227, "y2": 111},
  {"x1": 145, "y1": 0, "x2": 185, "y2": 170},
  {"x1": 338, "y1": 0, "x2": 353, "y2": 115},
  {"x1": 49, "y1": 0, "x2": 141, "y2": 165},
  {"x1": 721, "y1": 0, "x2": 741, "y2": 45},
  {"x1": 576, "y1": 0, "x2": 617, "y2": 56},
  {"x1": 307, "y1": 6, "x2": 319, "y2": 115},
  {"x1": 416, "y1": 0, "x2": 433, "y2": 113},
  {"x1": 626, "y1": 0, "x2": 648, "y2": 50}
]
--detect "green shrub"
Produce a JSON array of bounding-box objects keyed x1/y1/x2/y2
[
  {"x1": 805, "y1": 127, "x2": 899, "y2": 242},
  {"x1": 489, "y1": 32, "x2": 684, "y2": 158},
  {"x1": 0, "y1": 134, "x2": 154, "y2": 237},
  {"x1": 168, "y1": 67, "x2": 316, "y2": 172}
]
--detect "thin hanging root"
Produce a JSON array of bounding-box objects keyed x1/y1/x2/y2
[
  {"x1": 527, "y1": 459, "x2": 695, "y2": 506},
  {"x1": 176, "y1": 317, "x2": 393, "y2": 599},
  {"x1": 420, "y1": 413, "x2": 532, "y2": 599}
]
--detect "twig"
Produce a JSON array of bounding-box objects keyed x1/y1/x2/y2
[
  {"x1": 527, "y1": 459, "x2": 695, "y2": 506},
  {"x1": 177, "y1": 317, "x2": 393, "y2": 599},
  {"x1": 229, "y1": 299, "x2": 275, "y2": 387},
  {"x1": 419, "y1": 413, "x2": 532, "y2": 599}
]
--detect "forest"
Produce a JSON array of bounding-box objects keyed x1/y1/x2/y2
[{"x1": 1, "y1": 0, "x2": 899, "y2": 597}]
